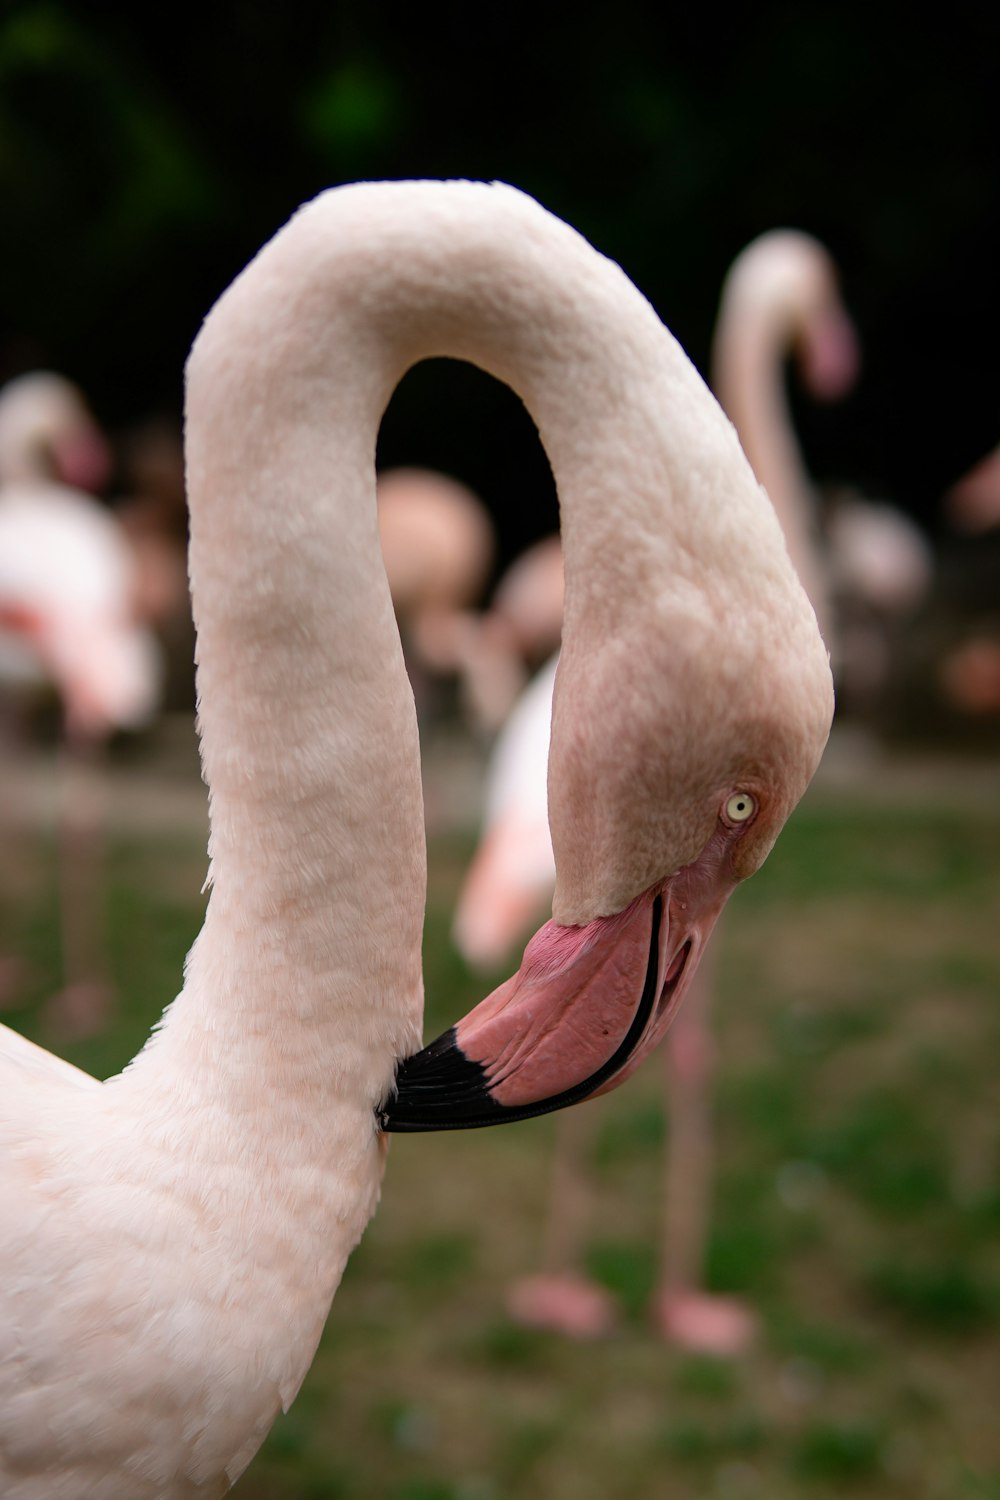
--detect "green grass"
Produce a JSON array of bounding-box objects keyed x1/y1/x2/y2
[{"x1": 2, "y1": 744, "x2": 999, "y2": 1498}]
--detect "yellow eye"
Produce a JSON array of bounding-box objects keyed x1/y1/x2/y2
[{"x1": 725, "y1": 791, "x2": 757, "y2": 824}]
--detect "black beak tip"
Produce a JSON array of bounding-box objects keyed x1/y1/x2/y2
[
  {"x1": 378, "y1": 1026, "x2": 506, "y2": 1133},
  {"x1": 378, "y1": 894, "x2": 664, "y2": 1135}
]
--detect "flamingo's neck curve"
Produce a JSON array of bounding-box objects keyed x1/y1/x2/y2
[{"x1": 131, "y1": 182, "x2": 820, "y2": 1104}]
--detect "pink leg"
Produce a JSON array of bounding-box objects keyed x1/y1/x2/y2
[
  {"x1": 41, "y1": 738, "x2": 114, "y2": 1040},
  {"x1": 651, "y1": 955, "x2": 757, "y2": 1355},
  {"x1": 506, "y1": 1100, "x2": 618, "y2": 1338}
]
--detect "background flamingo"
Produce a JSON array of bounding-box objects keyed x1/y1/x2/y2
[
  {"x1": 0, "y1": 373, "x2": 162, "y2": 1033},
  {"x1": 457, "y1": 533, "x2": 565, "y2": 733},
  {"x1": 712, "y1": 231, "x2": 932, "y2": 719},
  {"x1": 0, "y1": 370, "x2": 112, "y2": 493},
  {"x1": 376, "y1": 465, "x2": 496, "y2": 723}
]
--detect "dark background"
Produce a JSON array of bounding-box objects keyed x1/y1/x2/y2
[{"x1": 1, "y1": 0, "x2": 997, "y2": 572}]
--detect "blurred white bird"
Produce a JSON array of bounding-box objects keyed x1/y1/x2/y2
[
  {"x1": 377, "y1": 465, "x2": 496, "y2": 719},
  {"x1": 0, "y1": 374, "x2": 161, "y2": 1032},
  {"x1": 713, "y1": 230, "x2": 932, "y2": 714}
]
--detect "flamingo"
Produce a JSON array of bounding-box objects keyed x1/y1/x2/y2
[
  {"x1": 0, "y1": 180, "x2": 831, "y2": 1494},
  {"x1": 483, "y1": 532, "x2": 564, "y2": 670},
  {"x1": 0, "y1": 375, "x2": 161, "y2": 1030},
  {"x1": 713, "y1": 231, "x2": 932, "y2": 714},
  {"x1": 451, "y1": 230, "x2": 893, "y2": 1351},
  {"x1": 0, "y1": 485, "x2": 161, "y2": 740},
  {"x1": 0, "y1": 371, "x2": 156, "y2": 735},
  {"x1": 453, "y1": 652, "x2": 560, "y2": 968},
  {"x1": 458, "y1": 533, "x2": 564, "y2": 732}
]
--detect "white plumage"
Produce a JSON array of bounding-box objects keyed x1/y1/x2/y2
[
  {"x1": 0, "y1": 181, "x2": 832, "y2": 1492},
  {"x1": 0, "y1": 481, "x2": 160, "y2": 735}
]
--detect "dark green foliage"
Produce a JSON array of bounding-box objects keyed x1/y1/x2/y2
[
  {"x1": 793, "y1": 1421, "x2": 883, "y2": 1480},
  {"x1": 867, "y1": 1259, "x2": 997, "y2": 1332}
]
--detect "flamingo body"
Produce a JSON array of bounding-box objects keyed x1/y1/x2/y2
[
  {"x1": 1, "y1": 182, "x2": 831, "y2": 1491},
  {"x1": 453, "y1": 653, "x2": 557, "y2": 967},
  {"x1": 375, "y1": 466, "x2": 496, "y2": 717},
  {"x1": 0, "y1": 482, "x2": 159, "y2": 736}
]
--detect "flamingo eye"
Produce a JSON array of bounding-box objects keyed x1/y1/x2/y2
[{"x1": 724, "y1": 791, "x2": 757, "y2": 825}]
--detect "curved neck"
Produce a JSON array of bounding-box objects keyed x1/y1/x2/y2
[
  {"x1": 711, "y1": 291, "x2": 830, "y2": 630},
  {"x1": 132, "y1": 182, "x2": 790, "y2": 1100},
  {"x1": 183, "y1": 183, "x2": 763, "y2": 933}
]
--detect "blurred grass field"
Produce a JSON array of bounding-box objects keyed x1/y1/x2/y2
[{"x1": 2, "y1": 730, "x2": 999, "y2": 1500}]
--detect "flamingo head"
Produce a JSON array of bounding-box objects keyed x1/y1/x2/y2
[
  {"x1": 0, "y1": 371, "x2": 112, "y2": 491},
  {"x1": 716, "y1": 230, "x2": 861, "y2": 405},
  {"x1": 381, "y1": 494, "x2": 834, "y2": 1130}
]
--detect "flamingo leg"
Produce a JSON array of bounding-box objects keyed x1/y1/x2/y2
[
  {"x1": 539, "y1": 1102, "x2": 601, "y2": 1274},
  {"x1": 506, "y1": 1101, "x2": 617, "y2": 1337},
  {"x1": 652, "y1": 954, "x2": 757, "y2": 1354},
  {"x1": 43, "y1": 737, "x2": 114, "y2": 1038},
  {"x1": 504, "y1": 943, "x2": 758, "y2": 1350},
  {"x1": 658, "y1": 963, "x2": 715, "y2": 1297}
]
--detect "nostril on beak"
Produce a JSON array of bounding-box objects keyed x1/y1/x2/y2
[
  {"x1": 657, "y1": 939, "x2": 692, "y2": 1016},
  {"x1": 665, "y1": 940, "x2": 691, "y2": 988}
]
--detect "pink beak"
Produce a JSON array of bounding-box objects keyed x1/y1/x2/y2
[{"x1": 381, "y1": 836, "x2": 736, "y2": 1132}]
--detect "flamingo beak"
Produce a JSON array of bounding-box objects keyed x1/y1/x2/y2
[{"x1": 379, "y1": 859, "x2": 732, "y2": 1132}]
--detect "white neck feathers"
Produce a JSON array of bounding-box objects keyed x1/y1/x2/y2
[{"x1": 139, "y1": 181, "x2": 817, "y2": 1092}]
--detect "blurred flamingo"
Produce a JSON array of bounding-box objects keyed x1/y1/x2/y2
[
  {"x1": 714, "y1": 231, "x2": 932, "y2": 714},
  {"x1": 0, "y1": 372, "x2": 161, "y2": 1032},
  {"x1": 0, "y1": 370, "x2": 112, "y2": 493},
  {"x1": 376, "y1": 465, "x2": 496, "y2": 714},
  {"x1": 458, "y1": 532, "x2": 564, "y2": 732}
]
